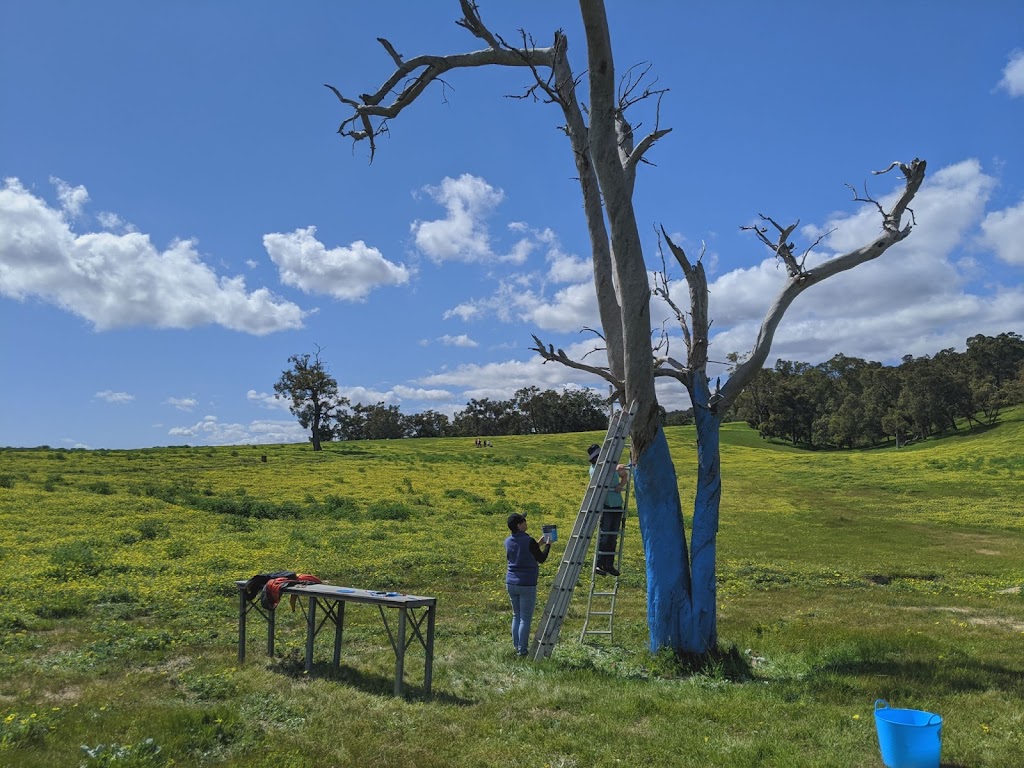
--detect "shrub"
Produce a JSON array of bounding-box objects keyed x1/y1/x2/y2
[
  {"x1": 0, "y1": 475, "x2": 14, "y2": 489},
  {"x1": 86, "y1": 480, "x2": 115, "y2": 495},
  {"x1": 137, "y1": 519, "x2": 170, "y2": 540},
  {"x1": 320, "y1": 494, "x2": 358, "y2": 518},
  {"x1": 366, "y1": 501, "x2": 412, "y2": 521},
  {"x1": 49, "y1": 540, "x2": 104, "y2": 579}
]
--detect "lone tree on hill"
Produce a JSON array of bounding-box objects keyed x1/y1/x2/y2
[
  {"x1": 328, "y1": 0, "x2": 927, "y2": 654},
  {"x1": 274, "y1": 349, "x2": 344, "y2": 451}
]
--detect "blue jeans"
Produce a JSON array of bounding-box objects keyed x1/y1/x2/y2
[{"x1": 507, "y1": 583, "x2": 537, "y2": 655}]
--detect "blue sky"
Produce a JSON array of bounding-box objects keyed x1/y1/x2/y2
[{"x1": 2, "y1": 1, "x2": 1022, "y2": 449}]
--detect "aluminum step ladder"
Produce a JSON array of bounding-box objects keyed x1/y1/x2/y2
[
  {"x1": 579, "y1": 459, "x2": 631, "y2": 642},
  {"x1": 529, "y1": 402, "x2": 637, "y2": 660}
]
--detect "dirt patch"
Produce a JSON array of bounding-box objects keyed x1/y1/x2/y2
[
  {"x1": 975, "y1": 549, "x2": 1001, "y2": 556},
  {"x1": 901, "y1": 605, "x2": 1024, "y2": 633},
  {"x1": 43, "y1": 686, "x2": 83, "y2": 704}
]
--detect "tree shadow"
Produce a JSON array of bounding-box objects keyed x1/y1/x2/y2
[
  {"x1": 806, "y1": 656, "x2": 1024, "y2": 697},
  {"x1": 670, "y1": 644, "x2": 756, "y2": 683}
]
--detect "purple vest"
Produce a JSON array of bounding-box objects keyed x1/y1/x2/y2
[{"x1": 505, "y1": 531, "x2": 539, "y2": 586}]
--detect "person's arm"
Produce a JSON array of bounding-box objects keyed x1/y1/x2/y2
[
  {"x1": 529, "y1": 537, "x2": 551, "y2": 563},
  {"x1": 614, "y1": 464, "x2": 629, "y2": 492}
]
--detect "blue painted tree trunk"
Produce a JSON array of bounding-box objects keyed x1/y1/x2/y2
[{"x1": 633, "y1": 380, "x2": 721, "y2": 653}]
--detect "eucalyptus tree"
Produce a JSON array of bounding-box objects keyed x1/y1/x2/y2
[
  {"x1": 328, "y1": 0, "x2": 926, "y2": 653},
  {"x1": 273, "y1": 350, "x2": 343, "y2": 451}
]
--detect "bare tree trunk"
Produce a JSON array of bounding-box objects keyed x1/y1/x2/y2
[{"x1": 331, "y1": 1, "x2": 925, "y2": 657}]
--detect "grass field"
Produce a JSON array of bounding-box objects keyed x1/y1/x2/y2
[{"x1": 0, "y1": 409, "x2": 1021, "y2": 767}]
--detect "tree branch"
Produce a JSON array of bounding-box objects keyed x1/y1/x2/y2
[
  {"x1": 530, "y1": 334, "x2": 623, "y2": 394},
  {"x1": 325, "y1": 3, "x2": 556, "y2": 161},
  {"x1": 721, "y1": 158, "x2": 927, "y2": 410}
]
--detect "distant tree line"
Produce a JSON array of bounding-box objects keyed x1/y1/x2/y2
[
  {"x1": 327, "y1": 385, "x2": 609, "y2": 441},
  {"x1": 274, "y1": 355, "x2": 611, "y2": 449},
  {"x1": 275, "y1": 333, "x2": 1022, "y2": 450},
  {"x1": 729, "y1": 333, "x2": 1024, "y2": 448}
]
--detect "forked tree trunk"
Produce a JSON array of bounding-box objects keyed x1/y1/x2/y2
[{"x1": 333, "y1": 0, "x2": 925, "y2": 657}]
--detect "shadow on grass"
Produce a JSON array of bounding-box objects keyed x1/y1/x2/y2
[
  {"x1": 808, "y1": 656, "x2": 1024, "y2": 696},
  {"x1": 268, "y1": 653, "x2": 474, "y2": 706},
  {"x1": 669, "y1": 644, "x2": 756, "y2": 683}
]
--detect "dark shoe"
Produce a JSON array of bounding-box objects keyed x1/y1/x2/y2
[
  {"x1": 604, "y1": 566, "x2": 620, "y2": 577},
  {"x1": 595, "y1": 567, "x2": 607, "y2": 577}
]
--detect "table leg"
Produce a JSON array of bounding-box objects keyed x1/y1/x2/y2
[
  {"x1": 333, "y1": 601, "x2": 344, "y2": 667},
  {"x1": 395, "y1": 607, "x2": 407, "y2": 696},
  {"x1": 268, "y1": 606, "x2": 276, "y2": 657},
  {"x1": 305, "y1": 597, "x2": 317, "y2": 673},
  {"x1": 238, "y1": 588, "x2": 247, "y2": 662},
  {"x1": 424, "y1": 605, "x2": 436, "y2": 696}
]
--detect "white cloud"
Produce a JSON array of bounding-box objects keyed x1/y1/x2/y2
[
  {"x1": 165, "y1": 397, "x2": 198, "y2": 411},
  {"x1": 391, "y1": 385, "x2": 452, "y2": 401},
  {"x1": 50, "y1": 177, "x2": 89, "y2": 218},
  {"x1": 411, "y1": 174, "x2": 531, "y2": 263},
  {"x1": 443, "y1": 303, "x2": 480, "y2": 321},
  {"x1": 0, "y1": 178, "x2": 306, "y2": 334},
  {"x1": 95, "y1": 390, "x2": 134, "y2": 404},
  {"x1": 444, "y1": 274, "x2": 599, "y2": 334},
  {"x1": 247, "y1": 389, "x2": 290, "y2": 410},
  {"x1": 168, "y1": 415, "x2": 307, "y2": 445},
  {"x1": 419, "y1": 338, "x2": 608, "y2": 400},
  {"x1": 96, "y1": 211, "x2": 135, "y2": 232},
  {"x1": 980, "y1": 199, "x2": 1024, "y2": 266},
  {"x1": 547, "y1": 250, "x2": 591, "y2": 284},
  {"x1": 263, "y1": 226, "x2": 410, "y2": 301},
  {"x1": 651, "y1": 159, "x2": 1023, "y2": 371},
  {"x1": 339, "y1": 386, "x2": 396, "y2": 406},
  {"x1": 438, "y1": 334, "x2": 478, "y2": 348},
  {"x1": 522, "y1": 281, "x2": 600, "y2": 332},
  {"x1": 997, "y1": 50, "x2": 1024, "y2": 97}
]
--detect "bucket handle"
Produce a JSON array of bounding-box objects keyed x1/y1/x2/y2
[
  {"x1": 927, "y1": 714, "x2": 942, "y2": 726},
  {"x1": 874, "y1": 699, "x2": 890, "y2": 711}
]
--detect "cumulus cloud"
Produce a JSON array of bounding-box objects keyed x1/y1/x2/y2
[
  {"x1": 50, "y1": 177, "x2": 89, "y2": 218},
  {"x1": 247, "y1": 390, "x2": 290, "y2": 410},
  {"x1": 653, "y1": 159, "x2": 1024, "y2": 371},
  {"x1": 0, "y1": 178, "x2": 305, "y2": 334},
  {"x1": 165, "y1": 397, "x2": 198, "y2": 411},
  {"x1": 418, "y1": 338, "x2": 607, "y2": 400},
  {"x1": 547, "y1": 250, "x2": 592, "y2": 284},
  {"x1": 96, "y1": 211, "x2": 135, "y2": 232},
  {"x1": 168, "y1": 415, "x2": 307, "y2": 445},
  {"x1": 392, "y1": 385, "x2": 452, "y2": 401},
  {"x1": 997, "y1": 50, "x2": 1024, "y2": 97},
  {"x1": 263, "y1": 226, "x2": 410, "y2": 301},
  {"x1": 438, "y1": 334, "x2": 478, "y2": 348},
  {"x1": 438, "y1": 224, "x2": 598, "y2": 332},
  {"x1": 980, "y1": 199, "x2": 1024, "y2": 266},
  {"x1": 411, "y1": 174, "x2": 531, "y2": 263},
  {"x1": 339, "y1": 385, "x2": 396, "y2": 406},
  {"x1": 95, "y1": 390, "x2": 134, "y2": 404}
]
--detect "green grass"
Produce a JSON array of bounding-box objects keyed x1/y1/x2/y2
[{"x1": 0, "y1": 409, "x2": 1021, "y2": 766}]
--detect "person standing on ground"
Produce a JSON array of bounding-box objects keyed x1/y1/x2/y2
[
  {"x1": 504, "y1": 513, "x2": 551, "y2": 657},
  {"x1": 587, "y1": 443, "x2": 629, "y2": 577}
]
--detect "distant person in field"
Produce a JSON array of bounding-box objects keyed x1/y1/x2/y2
[
  {"x1": 504, "y1": 513, "x2": 552, "y2": 657},
  {"x1": 587, "y1": 443, "x2": 629, "y2": 577}
]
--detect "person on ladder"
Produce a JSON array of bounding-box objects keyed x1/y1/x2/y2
[{"x1": 587, "y1": 443, "x2": 629, "y2": 577}]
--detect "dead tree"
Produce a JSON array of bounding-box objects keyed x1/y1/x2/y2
[{"x1": 328, "y1": 0, "x2": 926, "y2": 653}]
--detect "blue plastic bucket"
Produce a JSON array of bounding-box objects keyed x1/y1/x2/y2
[{"x1": 874, "y1": 699, "x2": 942, "y2": 768}]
